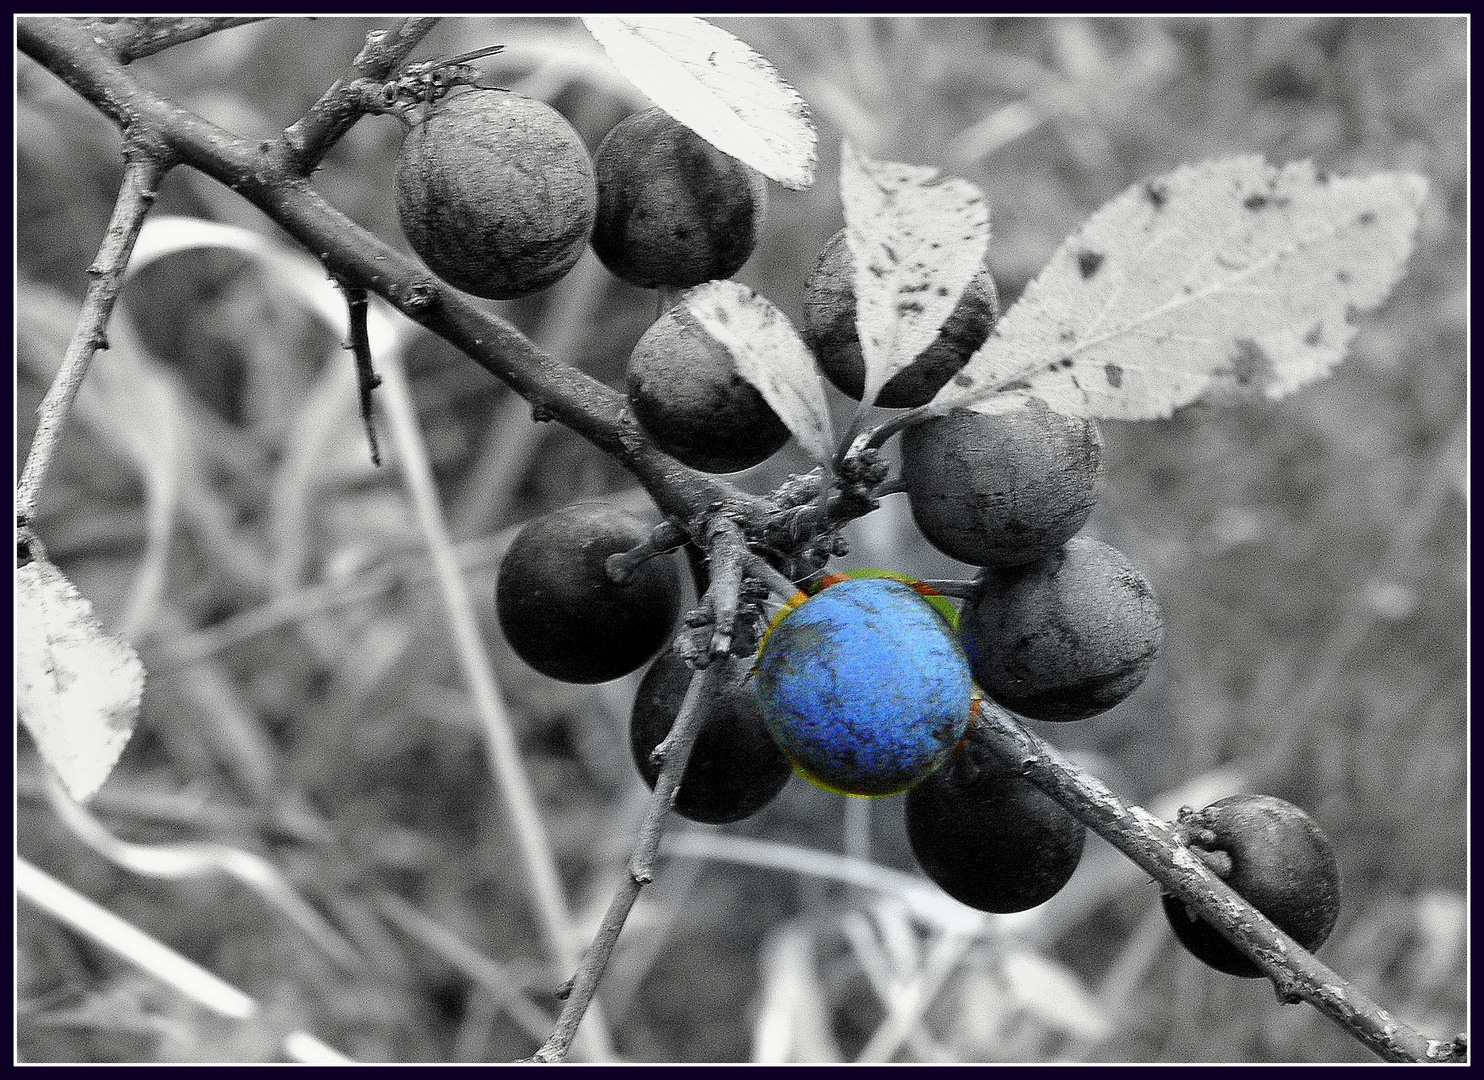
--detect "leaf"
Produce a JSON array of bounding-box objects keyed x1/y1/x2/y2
[
  {"x1": 931, "y1": 156, "x2": 1428, "y2": 419},
  {"x1": 840, "y1": 142, "x2": 990, "y2": 408},
  {"x1": 16, "y1": 557, "x2": 145, "y2": 802},
  {"x1": 583, "y1": 16, "x2": 816, "y2": 190},
  {"x1": 682, "y1": 280, "x2": 835, "y2": 465}
]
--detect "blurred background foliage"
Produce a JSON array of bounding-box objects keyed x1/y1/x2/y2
[{"x1": 15, "y1": 16, "x2": 1466, "y2": 1063}]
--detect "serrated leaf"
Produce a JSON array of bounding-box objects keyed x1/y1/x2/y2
[
  {"x1": 841, "y1": 143, "x2": 990, "y2": 408},
  {"x1": 583, "y1": 16, "x2": 816, "y2": 190},
  {"x1": 932, "y1": 156, "x2": 1428, "y2": 420},
  {"x1": 683, "y1": 280, "x2": 835, "y2": 465},
  {"x1": 16, "y1": 558, "x2": 144, "y2": 802}
]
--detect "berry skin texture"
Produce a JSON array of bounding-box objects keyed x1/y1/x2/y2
[
  {"x1": 803, "y1": 228, "x2": 1001, "y2": 409},
  {"x1": 902, "y1": 401, "x2": 1104, "y2": 568},
  {"x1": 1163, "y1": 794, "x2": 1341, "y2": 978},
  {"x1": 959, "y1": 536, "x2": 1163, "y2": 722},
  {"x1": 753, "y1": 577, "x2": 976, "y2": 798},
  {"x1": 627, "y1": 304, "x2": 791, "y2": 473},
  {"x1": 496, "y1": 503, "x2": 681, "y2": 684},
  {"x1": 630, "y1": 651, "x2": 792, "y2": 825},
  {"x1": 591, "y1": 106, "x2": 767, "y2": 289},
  {"x1": 396, "y1": 90, "x2": 596, "y2": 301},
  {"x1": 906, "y1": 755, "x2": 1086, "y2": 913}
]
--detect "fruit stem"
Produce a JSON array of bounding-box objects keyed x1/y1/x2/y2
[
  {"x1": 746, "y1": 555, "x2": 807, "y2": 602},
  {"x1": 918, "y1": 579, "x2": 976, "y2": 600},
  {"x1": 861, "y1": 404, "x2": 935, "y2": 452},
  {"x1": 605, "y1": 518, "x2": 689, "y2": 585}
]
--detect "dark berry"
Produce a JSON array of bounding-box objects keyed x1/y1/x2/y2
[
  {"x1": 902, "y1": 401, "x2": 1103, "y2": 567},
  {"x1": 959, "y1": 536, "x2": 1163, "y2": 722},
  {"x1": 1163, "y1": 794, "x2": 1341, "y2": 978},
  {"x1": 630, "y1": 651, "x2": 792, "y2": 825},
  {"x1": 591, "y1": 106, "x2": 766, "y2": 289},
  {"x1": 626, "y1": 304, "x2": 791, "y2": 473},
  {"x1": 803, "y1": 228, "x2": 1000, "y2": 408},
  {"x1": 906, "y1": 751, "x2": 1085, "y2": 913},
  {"x1": 496, "y1": 503, "x2": 681, "y2": 683},
  {"x1": 396, "y1": 90, "x2": 596, "y2": 301}
]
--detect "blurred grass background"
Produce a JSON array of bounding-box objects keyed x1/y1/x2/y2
[{"x1": 15, "y1": 17, "x2": 1466, "y2": 1063}]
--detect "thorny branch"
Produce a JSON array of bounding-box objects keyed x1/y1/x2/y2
[
  {"x1": 15, "y1": 16, "x2": 1465, "y2": 1065},
  {"x1": 16, "y1": 142, "x2": 170, "y2": 527}
]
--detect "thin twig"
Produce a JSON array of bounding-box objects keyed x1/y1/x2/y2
[
  {"x1": 376, "y1": 351, "x2": 614, "y2": 1062},
  {"x1": 277, "y1": 18, "x2": 439, "y2": 175},
  {"x1": 968, "y1": 700, "x2": 1466, "y2": 1064},
  {"x1": 17, "y1": 147, "x2": 169, "y2": 527},
  {"x1": 337, "y1": 281, "x2": 383, "y2": 466},
  {"x1": 531, "y1": 657, "x2": 729, "y2": 1063},
  {"x1": 533, "y1": 522, "x2": 753, "y2": 1060}
]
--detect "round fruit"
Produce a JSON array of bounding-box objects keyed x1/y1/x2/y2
[
  {"x1": 496, "y1": 502, "x2": 681, "y2": 683},
  {"x1": 906, "y1": 752, "x2": 1085, "y2": 913},
  {"x1": 396, "y1": 89, "x2": 596, "y2": 300},
  {"x1": 901, "y1": 400, "x2": 1103, "y2": 568},
  {"x1": 803, "y1": 228, "x2": 1001, "y2": 408},
  {"x1": 630, "y1": 651, "x2": 792, "y2": 825},
  {"x1": 1162, "y1": 794, "x2": 1341, "y2": 978},
  {"x1": 958, "y1": 536, "x2": 1163, "y2": 722},
  {"x1": 627, "y1": 304, "x2": 791, "y2": 473},
  {"x1": 753, "y1": 577, "x2": 975, "y2": 797},
  {"x1": 590, "y1": 107, "x2": 766, "y2": 289}
]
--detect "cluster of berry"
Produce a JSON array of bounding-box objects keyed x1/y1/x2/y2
[{"x1": 394, "y1": 85, "x2": 1339, "y2": 976}]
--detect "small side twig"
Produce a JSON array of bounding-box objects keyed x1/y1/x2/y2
[
  {"x1": 531, "y1": 656, "x2": 729, "y2": 1063},
  {"x1": 277, "y1": 17, "x2": 440, "y2": 175},
  {"x1": 17, "y1": 145, "x2": 169, "y2": 528},
  {"x1": 337, "y1": 281, "x2": 382, "y2": 466}
]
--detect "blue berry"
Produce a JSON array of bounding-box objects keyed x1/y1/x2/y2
[{"x1": 753, "y1": 577, "x2": 975, "y2": 797}]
